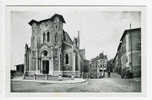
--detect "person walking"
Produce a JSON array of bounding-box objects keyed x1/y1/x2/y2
[{"x1": 108, "y1": 70, "x2": 111, "y2": 78}]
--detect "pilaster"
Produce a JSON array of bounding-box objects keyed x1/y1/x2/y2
[
  {"x1": 24, "y1": 54, "x2": 27, "y2": 73},
  {"x1": 49, "y1": 47, "x2": 54, "y2": 75},
  {"x1": 72, "y1": 52, "x2": 75, "y2": 72},
  {"x1": 35, "y1": 50, "x2": 39, "y2": 74},
  {"x1": 58, "y1": 48, "x2": 61, "y2": 72}
]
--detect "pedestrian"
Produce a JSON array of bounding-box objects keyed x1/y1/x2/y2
[
  {"x1": 108, "y1": 70, "x2": 111, "y2": 78},
  {"x1": 101, "y1": 70, "x2": 104, "y2": 78}
]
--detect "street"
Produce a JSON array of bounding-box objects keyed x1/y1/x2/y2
[{"x1": 11, "y1": 73, "x2": 141, "y2": 92}]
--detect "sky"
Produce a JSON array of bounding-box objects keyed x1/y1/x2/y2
[{"x1": 10, "y1": 8, "x2": 141, "y2": 67}]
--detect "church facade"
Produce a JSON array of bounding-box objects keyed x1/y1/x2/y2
[{"x1": 24, "y1": 14, "x2": 85, "y2": 77}]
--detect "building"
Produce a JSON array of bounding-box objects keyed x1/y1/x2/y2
[
  {"x1": 82, "y1": 60, "x2": 90, "y2": 78},
  {"x1": 24, "y1": 14, "x2": 85, "y2": 78},
  {"x1": 89, "y1": 52, "x2": 108, "y2": 78},
  {"x1": 15, "y1": 64, "x2": 24, "y2": 76},
  {"x1": 16, "y1": 64, "x2": 24, "y2": 73},
  {"x1": 113, "y1": 28, "x2": 141, "y2": 78},
  {"x1": 11, "y1": 64, "x2": 24, "y2": 78},
  {"x1": 89, "y1": 59, "x2": 98, "y2": 78}
]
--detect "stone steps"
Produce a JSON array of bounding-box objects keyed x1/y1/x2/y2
[{"x1": 23, "y1": 74, "x2": 72, "y2": 81}]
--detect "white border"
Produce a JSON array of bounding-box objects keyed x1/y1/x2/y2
[
  {"x1": 0, "y1": 0, "x2": 151, "y2": 100},
  {"x1": 2, "y1": 0, "x2": 149, "y2": 6},
  {"x1": 5, "y1": 5, "x2": 146, "y2": 97}
]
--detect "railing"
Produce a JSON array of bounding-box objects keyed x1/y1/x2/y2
[{"x1": 24, "y1": 74, "x2": 76, "y2": 80}]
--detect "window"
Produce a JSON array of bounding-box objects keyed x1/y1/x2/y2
[
  {"x1": 43, "y1": 33, "x2": 45, "y2": 42},
  {"x1": 47, "y1": 32, "x2": 50, "y2": 42},
  {"x1": 43, "y1": 50, "x2": 48, "y2": 56},
  {"x1": 65, "y1": 54, "x2": 69, "y2": 64},
  {"x1": 55, "y1": 33, "x2": 57, "y2": 42}
]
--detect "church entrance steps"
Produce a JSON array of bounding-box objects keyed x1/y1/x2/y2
[
  {"x1": 23, "y1": 74, "x2": 84, "y2": 81},
  {"x1": 12, "y1": 78, "x2": 87, "y2": 84}
]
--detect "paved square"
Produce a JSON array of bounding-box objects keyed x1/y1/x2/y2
[{"x1": 11, "y1": 73, "x2": 141, "y2": 92}]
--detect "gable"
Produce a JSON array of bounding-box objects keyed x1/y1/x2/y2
[
  {"x1": 40, "y1": 44, "x2": 50, "y2": 53},
  {"x1": 63, "y1": 31, "x2": 73, "y2": 45}
]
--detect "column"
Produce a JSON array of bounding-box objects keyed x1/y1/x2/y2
[
  {"x1": 36, "y1": 50, "x2": 38, "y2": 74},
  {"x1": 78, "y1": 55, "x2": 80, "y2": 72},
  {"x1": 58, "y1": 48, "x2": 61, "y2": 73},
  {"x1": 49, "y1": 59, "x2": 53, "y2": 75},
  {"x1": 72, "y1": 52, "x2": 75, "y2": 76},
  {"x1": 41, "y1": 60, "x2": 43, "y2": 74},
  {"x1": 29, "y1": 53, "x2": 32, "y2": 71},
  {"x1": 39, "y1": 59, "x2": 41, "y2": 73},
  {"x1": 49, "y1": 47, "x2": 54, "y2": 75},
  {"x1": 27, "y1": 53, "x2": 29, "y2": 72},
  {"x1": 38, "y1": 59, "x2": 40, "y2": 73},
  {"x1": 24, "y1": 54, "x2": 27, "y2": 73}
]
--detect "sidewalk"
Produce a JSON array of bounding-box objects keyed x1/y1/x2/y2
[
  {"x1": 12, "y1": 77, "x2": 87, "y2": 84},
  {"x1": 109, "y1": 72, "x2": 141, "y2": 81}
]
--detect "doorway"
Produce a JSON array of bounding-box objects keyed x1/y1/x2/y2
[{"x1": 42, "y1": 60, "x2": 49, "y2": 74}]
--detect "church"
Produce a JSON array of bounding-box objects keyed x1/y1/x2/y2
[{"x1": 24, "y1": 14, "x2": 86, "y2": 78}]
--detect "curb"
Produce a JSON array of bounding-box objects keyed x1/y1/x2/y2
[{"x1": 11, "y1": 78, "x2": 87, "y2": 84}]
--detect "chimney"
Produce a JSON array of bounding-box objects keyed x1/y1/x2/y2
[{"x1": 130, "y1": 23, "x2": 132, "y2": 29}]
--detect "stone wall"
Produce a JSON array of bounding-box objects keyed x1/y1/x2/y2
[{"x1": 114, "y1": 28, "x2": 141, "y2": 78}]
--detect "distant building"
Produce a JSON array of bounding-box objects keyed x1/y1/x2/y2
[
  {"x1": 10, "y1": 69, "x2": 16, "y2": 79},
  {"x1": 11, "y1": 64, "x2": 24, "y2": 78},
  {"x1": 89, "y1": 52, "x2": 108, "y2": 78},
  {"x1": 89, "y1": 60, "x2": 97, "y2": 78},
  {"x1": 113, "y1": 28, "x2": 141, "y2": 78},
  {"x1": 16, "y1": 64, "x2": 24, "y2": 73},
  {"x1": 24, "y1": 14, "x2": 85, "y2": 78},
  {"x1": 82, "y1": 60, "x2": 90, "y2": 78}
]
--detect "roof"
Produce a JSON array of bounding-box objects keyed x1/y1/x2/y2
[
  {"x1": 29, "y1": 19, "x2": 39, "y2": 25},
  {"x1": 120, "y1": 28, "x2": 141, "y2": 41},
  {"x1": 91, "y1": 53, "x2": 107, "y2": 62},
  {"x1": 113, "y1": 53, "x2": 118, "y2": 63},
  {"x1": 117, "y1": 41, "x2": 122, "y2": 51},
  {"x1": 50, "y1": 14, "x2": 66, "y2": 23},
  {"x1": 15, "y1": 64, "x2": 24, "y2": 67},
  {"x1": 29, "y1": 13, "x2": 66, "y2": 25},
  {"x1": 63, "y1": 30, "x2": 73, "y2": 45}
]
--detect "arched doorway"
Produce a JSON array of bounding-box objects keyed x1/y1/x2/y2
[{"x1": 42, "y1": 60, "x2": 49, "y2": 74}]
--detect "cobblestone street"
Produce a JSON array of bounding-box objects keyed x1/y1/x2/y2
[
  {"x1": 11, "y1": 73, "x2": 141, "y2": 92},
  {"x1": 67, "y1": 73, "x2": 141, "y2": 92}
]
